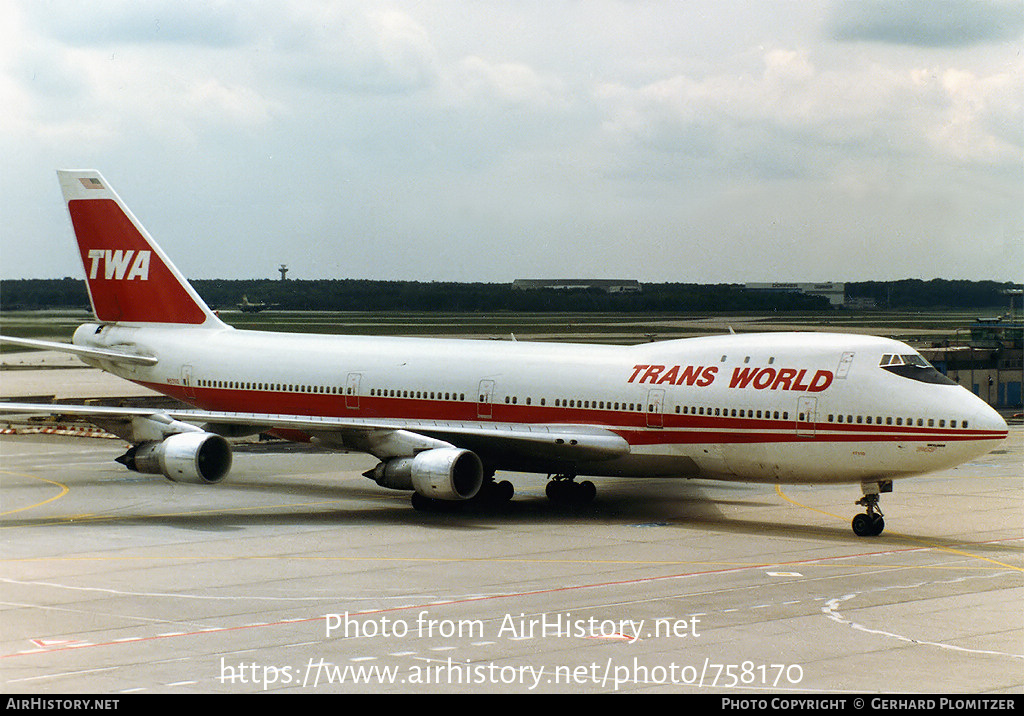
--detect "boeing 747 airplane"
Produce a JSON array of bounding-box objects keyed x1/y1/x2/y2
[{"x1": 0, "y1": 171, "x2": 1008, "y2": 536}]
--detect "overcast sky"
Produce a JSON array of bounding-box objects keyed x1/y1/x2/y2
[{"x1": 2, "y1": 0, "x2": 1022, "y2": 283}]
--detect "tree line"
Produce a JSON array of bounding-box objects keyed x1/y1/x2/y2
[
  {"x1": 0, "y1": 277, "x2": 1016, "y2": 313},
  {"x1": 843, "y1": 280, "x2": 1017, "y2": 310}
]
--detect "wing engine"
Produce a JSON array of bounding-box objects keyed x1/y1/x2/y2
[
  {"x1": 364, "y1": 448, "x2": 483, "y2": 501},
  {"x1": 116, "y1": 432, "x2": 232, "y2": 485}
]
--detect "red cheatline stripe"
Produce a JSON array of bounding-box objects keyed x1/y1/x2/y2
[{"x1": 137, "y1": 382, "x2": 1006, "y2": 447}]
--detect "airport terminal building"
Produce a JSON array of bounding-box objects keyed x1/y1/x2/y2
[
  {"x1": 922, "y1": 318, "x2": 1023, "y2": 409},
  {"x1": 513, "y1": 279, "x2": 641, "y2": 293},
  {"x1": 745, "y1": 282, "x2": 846, "y2": 307}
]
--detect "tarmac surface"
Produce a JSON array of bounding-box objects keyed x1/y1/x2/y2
[{"x1": 1, "y1": 427, "x2": 1021, "y2": 694}]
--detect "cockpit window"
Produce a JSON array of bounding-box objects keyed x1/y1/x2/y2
[{"x1": 879, "y1": 353, "x2": 956, "y2": 385}]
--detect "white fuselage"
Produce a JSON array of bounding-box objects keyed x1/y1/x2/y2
[{"x1": 73, "y1": 322, "x2": 1009, "y2": 485}]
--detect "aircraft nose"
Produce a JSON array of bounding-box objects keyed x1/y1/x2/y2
[
  {"x1": 968, "y1": 394, "x2": 1008, "y2": 439},
  {"x1": 985, "y1": 406, "x2": 1008, "y2": 435}
]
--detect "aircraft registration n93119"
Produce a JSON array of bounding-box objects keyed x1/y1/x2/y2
[{"x1": 0, "y1": 170, "x2": 1009, "y2": 536}]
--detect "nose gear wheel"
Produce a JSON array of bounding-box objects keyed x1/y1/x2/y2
[{"x1": 852, "y1": 493, "x2": 885, "y2": 536}]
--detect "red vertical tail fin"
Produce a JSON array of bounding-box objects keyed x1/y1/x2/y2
[{"x1": 58, "y1": 170, "x2": 225, "y2": 327}]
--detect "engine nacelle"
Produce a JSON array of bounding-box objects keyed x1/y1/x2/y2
[
  {"x1": 117, "y1": 432, "x2": 232, "y2": 485},
  {"x1": 367, "y1": 448, "x2": 483, "y2": 501}
]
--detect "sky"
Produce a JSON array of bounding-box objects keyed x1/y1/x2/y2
[{"x1": 1, "y1": 0, "x2": 1022, "y2": 284}]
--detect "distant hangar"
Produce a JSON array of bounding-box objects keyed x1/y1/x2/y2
[
  {"x1": 512, "y1": 279, "x2": 846, "y2": 306},
  {"x1": 745, "y1": 282, "x2": 846, "y2": 307}
]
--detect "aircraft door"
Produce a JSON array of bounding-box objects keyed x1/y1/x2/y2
[
  {"x1": 836, "y1": 352, "x2": 855, "y2": 379},
  {"x1": 180, "y1": 365, "x2": 195, "y2": 400},
  {"x1": 646, "y1": 388, "x2": 665, "y2": 428},
  {"x1": 346, "y1": 372, "x2": 361, "y2": 410},
  {"x1": 796, "y1": 396, "x2": 817, "y2": 437},
  {"x1": 477, "y1": 379, "x2": 495, "y2": 419}
]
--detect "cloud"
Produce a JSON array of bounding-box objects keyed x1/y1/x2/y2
[
  {"x1": 269, "y1": 4, "x2": 439, "y2": 96},
  {"x1": 830, "y1": 0, "x2": 1024, "y2": 47},
  {"x1": 914, "y1": 64, "x2": 1024, "y2": 164},
  {"x1": 21, "y1": 0, "x2": 251, "y2": 47},
  {"x1": 1, "y1": 1, "x2": 1020, "y2": 283},
  {"x1": 595, "y1": 46, "x2": 1023, "y2": 180},
  {"x1": 4, "y1": 2, "x2": 284, "y2": 151},
  {"x1": 451, "y1": 56, "x2": 568, "y2": 109}
]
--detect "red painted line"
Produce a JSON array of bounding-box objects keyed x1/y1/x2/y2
[{"x1": 6, "y1": 538, "x2": 1020, "y2": 660}]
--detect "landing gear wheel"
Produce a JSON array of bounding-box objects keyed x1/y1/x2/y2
[
  {"x1": 473, "y1": 479, "x2": 515, "y2": 507},
  {"x1": 411, "y1": 491, "x2": 436, "y2": 512},
  {"x1": 852, "y1": 513, "x2": 885, "y2": 536},
  {"x1": 545, "y1": 475, "x2": 595, "y2": 505},
  {"x1": 577, "y1": 480, "x2": 596, "y2": 503},
  {"x1": 852, "y1": 489, "x2": 886, "y2": 536},
  {"x1": 496, "y1": 480, "x2": 514, "y2": 502},
  {"x1": 545, "y1": 479, "x2": 565, "y2": 502},
  {"x1": 411, "y1": 492, "x2": 459, "y2": 513}
]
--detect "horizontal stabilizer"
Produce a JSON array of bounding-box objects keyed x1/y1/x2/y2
[{"x1": 0, "y1": 335, "x2": 158, "y2": 366}]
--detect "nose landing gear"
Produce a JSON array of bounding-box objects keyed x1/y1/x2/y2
[{"x1": 852, "y1": 480, "x2": 891, "y2": 536}]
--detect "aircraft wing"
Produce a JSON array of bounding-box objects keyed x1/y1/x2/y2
[
  {"x1": 0, "y1": 335, "x2": 159, "y2": 366},
  {"x1": 0, "y1": 402, "x2": 630, "y2": 464}
]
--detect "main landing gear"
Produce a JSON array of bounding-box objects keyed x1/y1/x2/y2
[
  {"x1": 852, "y1": 480, "x2": 891, "y2": 537},
  {"x1": 545, "y1": 473, "x2": 596, "y2": 505},
  {"x1": 410, "y1": 474, "x2": 515, "y2": 512},
  {"x1": 475, "y1": 477, "x2": 515, "y2": 505}
]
